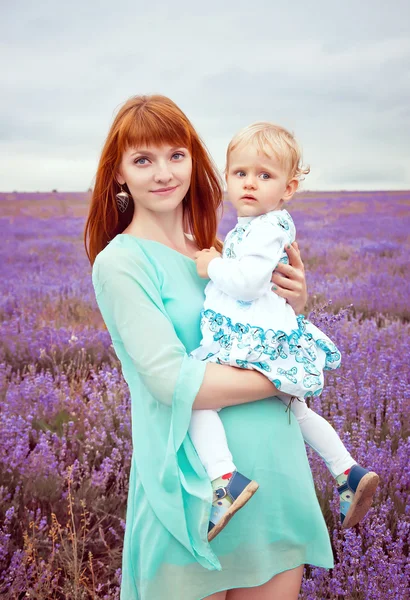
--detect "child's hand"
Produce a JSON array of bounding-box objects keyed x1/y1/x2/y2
[{"x1": 194, "y1": 246, "x2": 221, "y2": 278}]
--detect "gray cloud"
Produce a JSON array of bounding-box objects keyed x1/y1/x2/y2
[
  {"x1": 1, "y1": 0, "x2": 410, "y2": 190},
  {"x1": 322, "y1": 165, "x2": 408, "y2": 187}
]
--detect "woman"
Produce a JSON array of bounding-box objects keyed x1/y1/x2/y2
[{"x1": 85, "y1": 95, "x2": 334, "y2": 600}]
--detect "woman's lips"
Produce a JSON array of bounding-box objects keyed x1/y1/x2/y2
[{"x1": 151, "y1": 185, "x2": 178, "y2": 196}]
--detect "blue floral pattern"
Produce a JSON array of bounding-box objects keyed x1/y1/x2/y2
[{"x1": 200, "y1": 310, "x2": 341, "y2": 398}]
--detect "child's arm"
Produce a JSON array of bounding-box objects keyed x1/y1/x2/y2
[{"x1": 207, "y1": 219, "x2": 290, "y2": 302}]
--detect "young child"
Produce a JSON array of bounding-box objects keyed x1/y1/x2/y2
[{"x1": 190, "y1": 122, "x2": 379, "y2": 541}]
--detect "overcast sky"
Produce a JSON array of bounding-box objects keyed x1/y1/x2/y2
[{"x1": 1, "y1": 0, "x2": 410, "y2": 191}]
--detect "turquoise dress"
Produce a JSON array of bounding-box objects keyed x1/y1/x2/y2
[{"x1": 92, "y1": 233, "x2": 333, "y2": 600}]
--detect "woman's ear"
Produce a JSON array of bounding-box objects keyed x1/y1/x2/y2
[
  {"x1": 283, "y1": 178, "x2": 299, "y2": 202},
  {"x1": 116, "y1": 169, "x2": 126, "y2": 186}
]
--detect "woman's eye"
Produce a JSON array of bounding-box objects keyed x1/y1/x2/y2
[
  {"x1": 260, "y1": 173, "x2": 270, "y2": 180},
  {"x1": 134, "y1": 157, "x2": 149, "y2": 165},
  {"x1": 172, "y1": 152, "x2": 184, "y2": 160}
]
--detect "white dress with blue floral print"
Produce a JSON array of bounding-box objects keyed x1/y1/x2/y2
[{"x1": 191, "y1": 209, "x2": 341, "y2": 399}]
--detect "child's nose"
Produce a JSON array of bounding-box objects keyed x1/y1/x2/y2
[{"x1": 243, "y1": 176, "x2": 256, "y2": 189}]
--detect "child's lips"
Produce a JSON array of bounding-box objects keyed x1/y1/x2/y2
[{"x1": 241, "y1": 195, "x2": 257, "y2": 201}]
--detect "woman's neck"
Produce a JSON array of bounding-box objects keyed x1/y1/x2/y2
[{"x1": 123, "y1": 207, "x2": 194, "y2": 252}]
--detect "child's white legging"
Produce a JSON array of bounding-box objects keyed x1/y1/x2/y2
[{"x1": 188, "y1": 398, "x2": 356, "y2": 481}]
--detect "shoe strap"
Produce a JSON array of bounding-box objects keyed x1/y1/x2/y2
[
  {"x1": 337, "y1": 482, "x2": 349, "y2": 494},
  {"x1": 337, "y1": 465, "x2": 369, "y2": 495},
  {"x1": 214, "y1": 487, "x2": 228, "y2": 501},
  {"x1": 348, "y1": 464, "x2": 369, "y2": 492},
  {"x1": 213, "y1": 471, "x2": 252, "y2": 504}
]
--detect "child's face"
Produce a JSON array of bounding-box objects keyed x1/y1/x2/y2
[{"x1": 226, "y1": 145, "x2": 297, "y2": 218}]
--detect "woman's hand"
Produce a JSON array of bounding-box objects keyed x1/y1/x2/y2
[
  {"x1": 271, "y1": 242, "x2": 307, "y2": 314},
  {"x1": 194, "y1": 247, "x2": 221, "y2": 278}
]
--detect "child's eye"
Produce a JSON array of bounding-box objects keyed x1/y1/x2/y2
[
  {"x1": 260, "y1": 173, "x2": 270, "y2": 180},
  {"x1": 236, "y1": 170, "x2": 246, "y2": 177}
]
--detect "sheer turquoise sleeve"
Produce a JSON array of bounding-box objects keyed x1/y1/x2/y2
[{"x1": 92, "y1": 246, "x2": 220, "y2": 572}]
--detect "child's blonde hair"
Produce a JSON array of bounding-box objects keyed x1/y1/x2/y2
[{"x1": 226, "y1": 121, "x2": 310, "y2": 181}]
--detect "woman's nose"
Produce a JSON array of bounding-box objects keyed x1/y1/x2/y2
[{"x1": 154, "y1": 162, "x2": 172, "y2": 183}]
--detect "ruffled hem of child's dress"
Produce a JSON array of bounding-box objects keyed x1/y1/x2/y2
[{"x1": 199, "y1": 310, "x2": 341, "y2": 398}]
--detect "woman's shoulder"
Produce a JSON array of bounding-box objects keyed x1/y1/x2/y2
[
  {"x1": 92, "y1": 234, "x2": 159, "y2": 289},
  {"x1": 94, "y1": 235, "x2": 141, "y2": 269}
]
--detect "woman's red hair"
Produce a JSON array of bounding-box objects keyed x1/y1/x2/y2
[{"x1": 84, "y1": 95, "x2": 224, "y2": 264}]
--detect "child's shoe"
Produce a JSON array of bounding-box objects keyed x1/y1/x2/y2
[
  {"x1": 336, "y1": 464, "x2": 380, "y2": 529},
  {"x1": 208, "y1": 471, "x2": 259, "y2": 541}
]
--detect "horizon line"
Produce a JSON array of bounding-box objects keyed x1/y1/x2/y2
[{"x1": 1, "y1": 189, "x2": 409, "y2": 195}]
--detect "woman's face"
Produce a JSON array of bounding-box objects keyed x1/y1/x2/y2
[{"x1": 117, "y1": 144, "x2": 192, "y2": 214}]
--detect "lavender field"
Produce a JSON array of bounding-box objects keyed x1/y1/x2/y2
[{"x1": 1, "y1": 190, "x2": 409, "y2": 599}]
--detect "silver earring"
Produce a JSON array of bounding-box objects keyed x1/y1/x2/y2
[{"x1": 116, "y1": 185, "x2": 131, "y2": 213}]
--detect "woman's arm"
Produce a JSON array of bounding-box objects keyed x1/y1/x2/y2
[
  {"x1": 193, "y1": 362, "x2": 280, "y2": 410},
  {"x1": 93, "y1": 248, "x2": 283, "y2": 410},
  {"x1": 271, "y1": 241, "x2": 307, "y2": 314}
]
